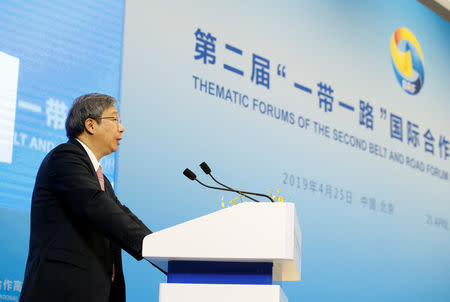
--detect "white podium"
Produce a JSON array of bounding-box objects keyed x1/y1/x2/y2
[{"x1": 142, "y1": 202, "x2": 301, "y2": 301}]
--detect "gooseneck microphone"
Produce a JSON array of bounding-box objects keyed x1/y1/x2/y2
[
  {"x1": 182, "y1": 168, "x2": 197, "y2": 181},
  {"x1": 199, "y1": 162, "x2": 274, "y2": 203},
  {"x1": 183, "y1": 168, "x2": 261, "y2": 202}
]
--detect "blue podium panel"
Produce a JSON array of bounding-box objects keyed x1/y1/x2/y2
[{"x1": 167, "y1": 261, "x2": 273, "y2": 285}]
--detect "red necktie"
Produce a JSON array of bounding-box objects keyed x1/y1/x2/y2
[
  {"x1": 96, "y1": 166, "x2": 115, "y2": 281},
  {"x1": 96, "y1": 166, "x2": 105, "y2": 191}
]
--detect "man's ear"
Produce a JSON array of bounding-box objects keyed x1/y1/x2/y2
[{"x1": 84, "y1": 118, "x2": 96, "y2": 135}]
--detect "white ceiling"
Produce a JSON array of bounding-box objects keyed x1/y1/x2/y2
[{"x1": 418, "y1": 0, "x2": 450, "y2": 21}]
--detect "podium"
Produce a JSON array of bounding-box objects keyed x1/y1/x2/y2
[{"x1": 142, "y1": 202, "x2": 301, "y2": 301}]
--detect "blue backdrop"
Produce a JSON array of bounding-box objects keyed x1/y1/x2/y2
[
  {"x1": 0, "y1": 0, "x2": 124, "y2": 300},
  {"x1": 0, "y1": 1, "x2": 449, "y2": 301},
  {"x1": 118, "y1": 1, "x2": 449, "y2": 301}
]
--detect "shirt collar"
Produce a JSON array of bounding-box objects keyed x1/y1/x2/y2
[{"x1": 76, "y1": 138, "x2": 100, "y2": 172}]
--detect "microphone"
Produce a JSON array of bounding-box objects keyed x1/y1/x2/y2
[
  {"x1": 183, "y1": 168, "x2": 261, "y2": 202},
  {"x1": 199, "y1": 162, "x2": 274, "y2": 203},
  {"x1": 183, "y1": 168, "x2": 196, "y2": 180}
]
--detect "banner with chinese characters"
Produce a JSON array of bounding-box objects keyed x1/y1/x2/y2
[
  {"x1": 119, "y1": 0, "x2": 450, "y2": 301},
  {"x1": 0, "y1": 1, "x2": 124, "y2": 300}
]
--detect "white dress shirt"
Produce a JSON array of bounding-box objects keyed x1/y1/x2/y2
[{"x1": 76, "y1": 138, "x2": 101, "y2": 172}]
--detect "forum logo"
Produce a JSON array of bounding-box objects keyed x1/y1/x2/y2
[{"x1": 390, "y1": 27, "x2": 424, "y2": 95}]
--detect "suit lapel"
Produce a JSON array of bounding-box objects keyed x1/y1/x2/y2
[{"x1": 68, "y1": 139, "x2": 97, "y2": 177}]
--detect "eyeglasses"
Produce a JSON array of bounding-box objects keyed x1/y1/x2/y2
[{"x1": 100, "y1": 116, "x2": 122, "y2": 125}]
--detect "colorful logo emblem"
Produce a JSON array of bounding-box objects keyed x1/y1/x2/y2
[{"x1": 390, "y1": 27, "x2": 425, "y2": 95}]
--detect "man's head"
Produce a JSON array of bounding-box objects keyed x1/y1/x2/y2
[{"x1": 66, "y1": 93, "x2": 124, "y2": 159}]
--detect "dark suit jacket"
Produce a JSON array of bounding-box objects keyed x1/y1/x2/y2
[{"x1": 20, "y1": 139, "x2": 151, "y2": 302}]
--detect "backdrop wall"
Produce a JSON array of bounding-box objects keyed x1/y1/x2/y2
[
  {"x1": 0, "y1": 1, "x2": 124, "y2": 301},
  {"x1": 0, "y1": 1, "x2": 448, "y2": 302},
  {"x1": 118, "y1": 1, "x2": 449, "y2": 301}
]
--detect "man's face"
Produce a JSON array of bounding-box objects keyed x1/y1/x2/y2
[{"x1": 95, "y1": 105, "x2": 124, "y2": 157}]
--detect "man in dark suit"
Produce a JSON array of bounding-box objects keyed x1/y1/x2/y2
[{"x1": 20, "y1": 93, "x2": 151, "y2": 302}]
